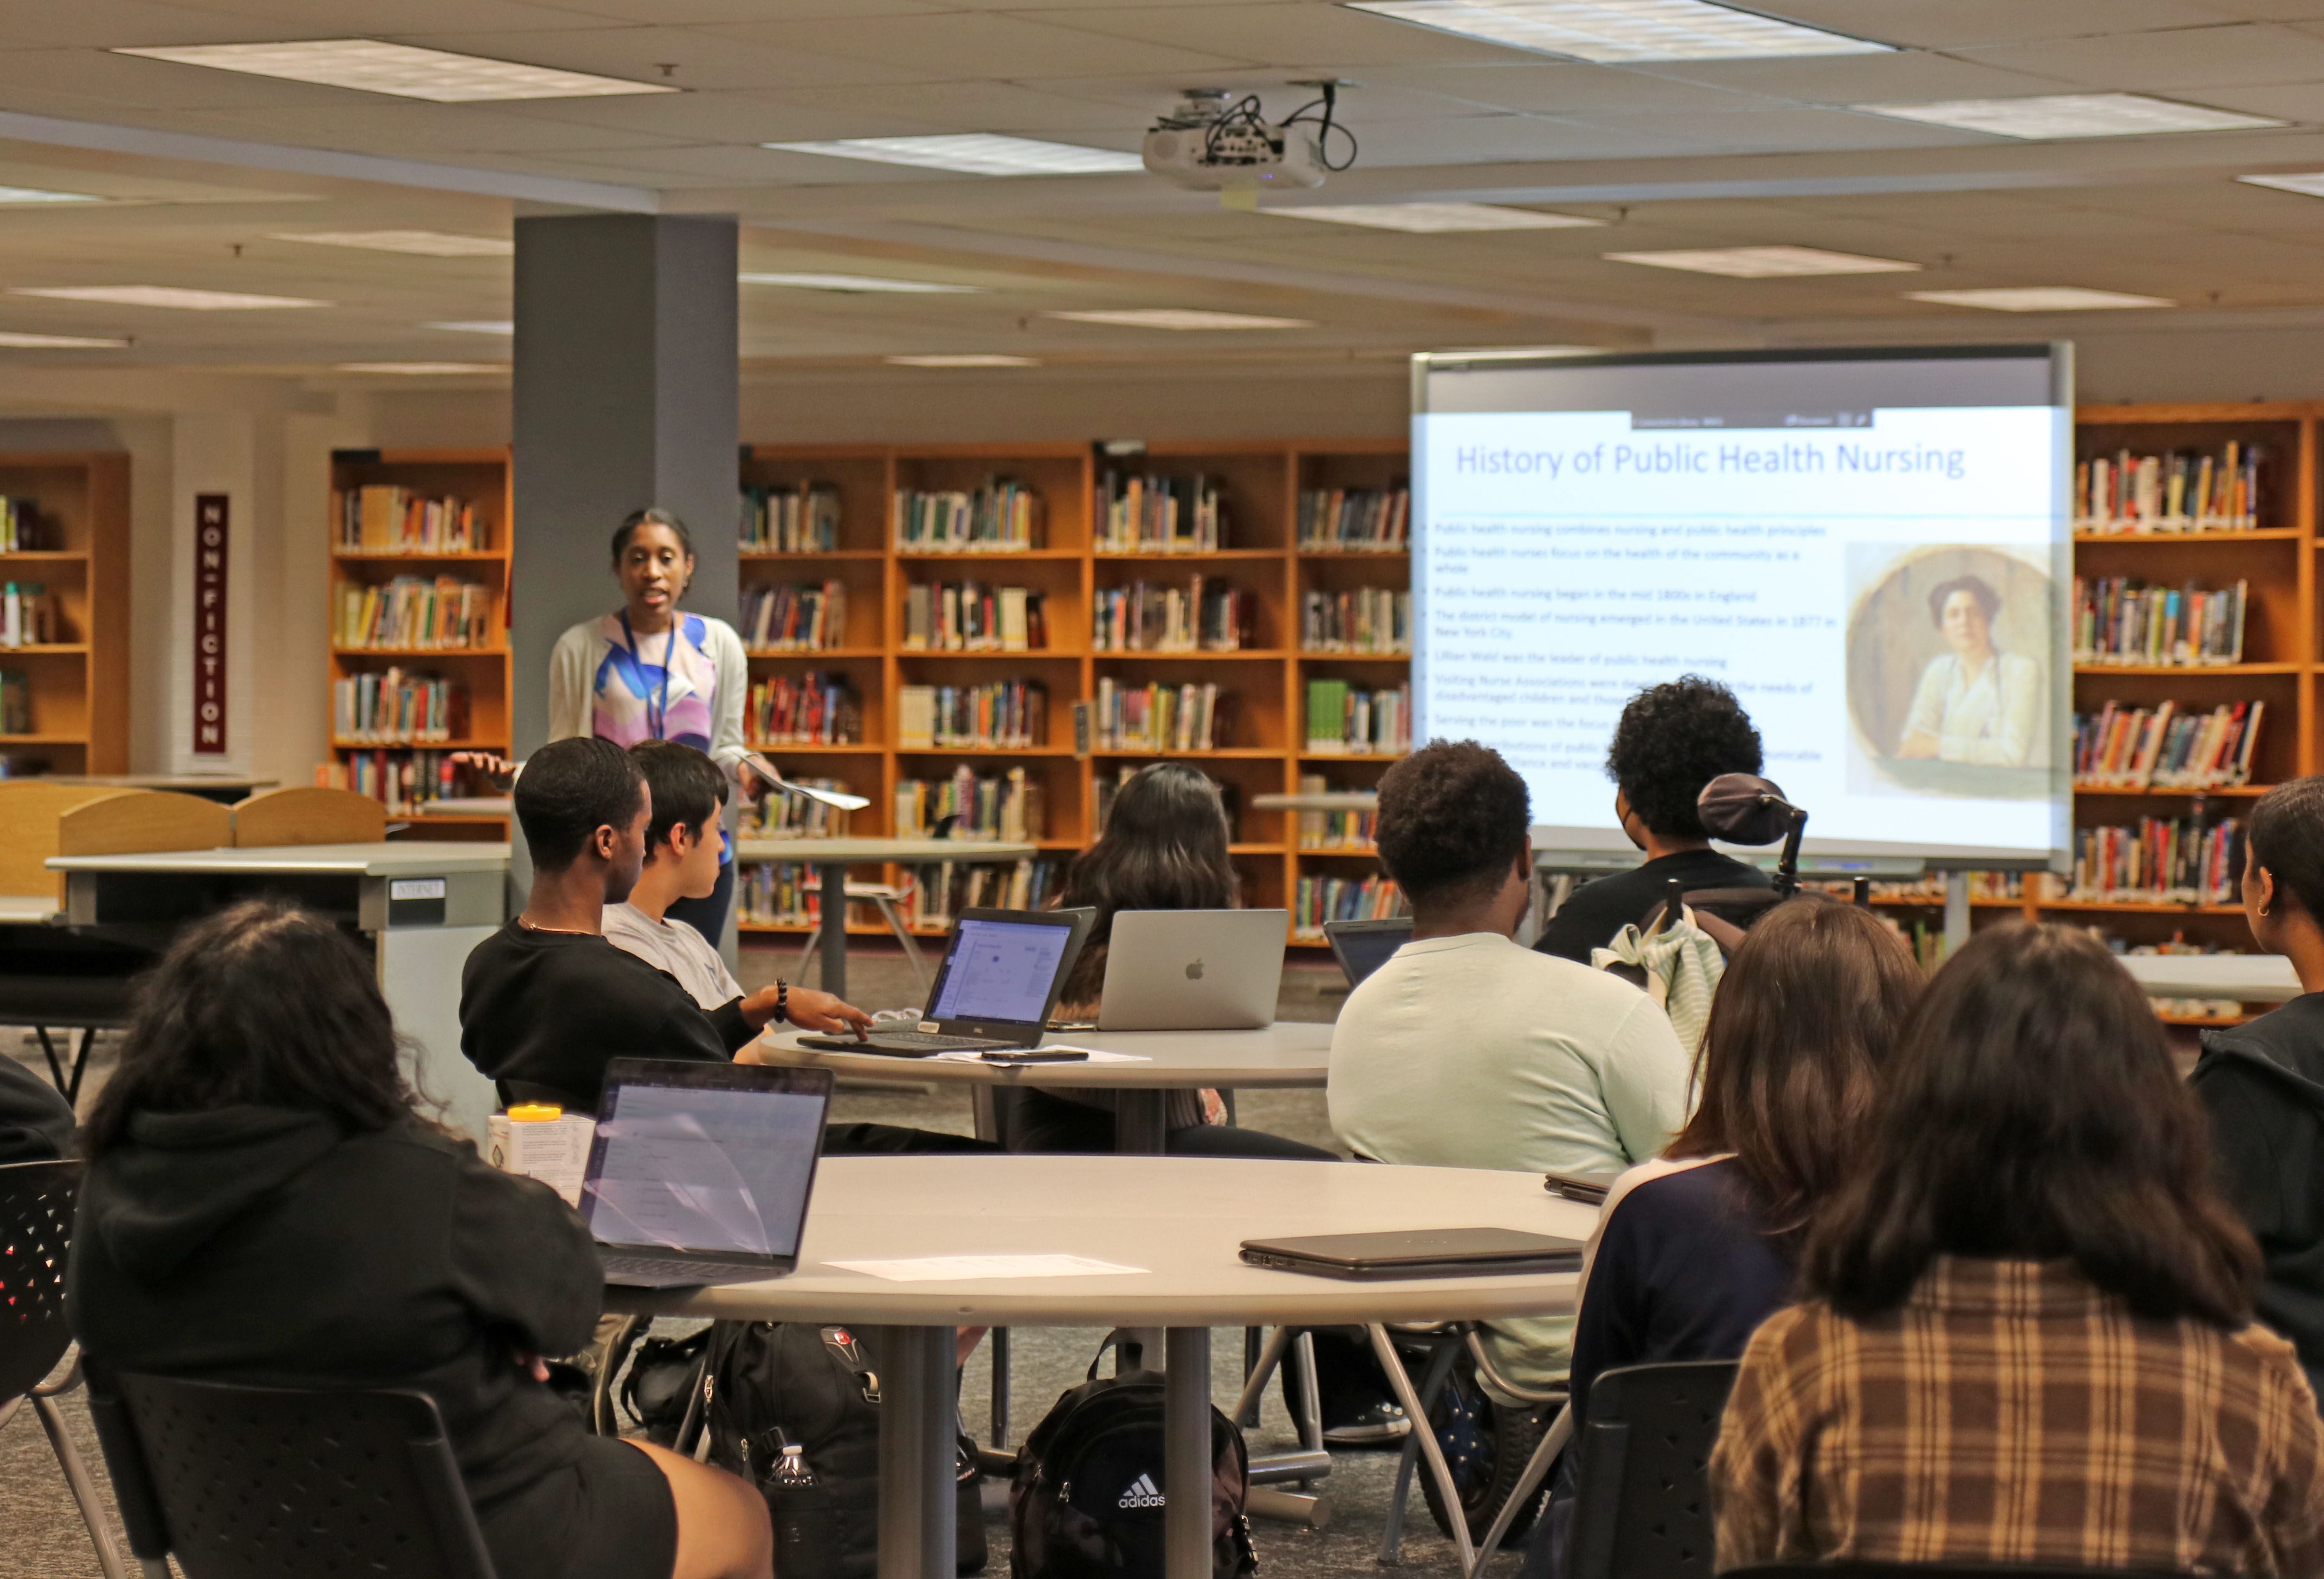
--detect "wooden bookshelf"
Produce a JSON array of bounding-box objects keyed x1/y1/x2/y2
[
  {"x1": 0, "y1": 452, "x2": 128, "y2": 774},
  {"x1": 322, "y1": 448, "x2": 511, "y2": 842}
]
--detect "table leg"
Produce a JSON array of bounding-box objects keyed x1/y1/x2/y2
[
  {"x1": 1164, "y1": 1327, "x2": 1212, "y2": 1579},
  {"x1": 819, "y1": 861, "x2": 849, "y2": 1002},
  {"x1": 875, "y1": 1325, "x2": 957, "y2": 1579},
  {"x1": 1116, "y1": 1090, "x2": 1169, "y2": 1155}
]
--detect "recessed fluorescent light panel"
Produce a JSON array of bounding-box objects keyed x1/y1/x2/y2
[
  {"x1": 740, "y1": 273, "x2": 978, "y2": 294},
  {"x1": 338, "y1": 362, "x2": 504, "y2": 374},
  {"x1": 765, "y1": 134, "x2": 1143, "y2": 176},
  {"x1": 275, "y1": 231, "x2": 512, "y2": 257},
  {"x1": 424, "y1": 320, "x2": 514, "y2": 335},
  {"x1": 1606, "y1": 245, "x2": 1918, "y2": 277},
  {"x1": 113, "y1": 39, "x2": 673, "y2": 102},
  {"x1": 0, "y1": 186, "x2": 100, "y2": 204},
  {"x1": 1860, "y1": 93, "x2": 2278, "y2": 139},
  {"x1": 1047, "y1": 309, "x2": 1315, "y2": 330},
  {"x1": 1269, "y1": 202, "x2": 1599, "y2": 232},
  {"x1": 2239, "y1": 172, "x2": 2324, "y2": 198},
  {"x1": 11, "y1": 286, "x2": 325, "y2": 310},
  {"x1": 887, "y1": 354, "x2": 1039, "y2": 367},
  {"x1": 1908, "y1": 287, "x2": 2174, "y2": 312},
  {"x1": 0, "y1": 332, "x2": 129, "y2": 348},
  {"x1": 1344, "y1": 0, "x2": 1886, "y2": 62}
]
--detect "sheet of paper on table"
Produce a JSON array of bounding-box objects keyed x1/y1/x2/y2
[
  {"x1": 827, "y1": 1254, "x2": 1149, "y2": 1282},
  {"x1": 929, "y1": 1046, "x2": 1149, "y2": 1064}
]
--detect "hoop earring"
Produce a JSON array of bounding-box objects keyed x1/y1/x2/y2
[{"x1": 2259, "y1": 904, "x2": 2272, "y2": 918}]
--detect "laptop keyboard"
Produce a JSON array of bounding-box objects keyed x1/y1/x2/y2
[{"x1": 601, "y1": 1254, "x2": 771, "y2": 1283}]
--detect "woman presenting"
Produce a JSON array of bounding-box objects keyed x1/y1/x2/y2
[{"x1": 1896, "y1": 573, "x2": 2041, "y2": 767}]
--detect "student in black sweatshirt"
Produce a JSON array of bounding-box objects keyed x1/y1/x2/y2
[
  {"x1": 67, "y1": 899, "x2": 773, "y2": 1579},
  {"x1": 2192, "y1": 775, "x2": 2324, "y2": 1399}
]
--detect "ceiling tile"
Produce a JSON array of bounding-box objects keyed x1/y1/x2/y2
[
  {"x1": 733, "y1": 81, "x2": 1182, "y2": 134},
  {"x1": 1569, "y1": 106, "x2": 1993, "y2": 154},
  {"x1": 0, "y1": 47, "x2": 383, "y2": 108},
  {"x1": 1952, "y1": 23, "x2": 2324, "y2": 90},
  {"x1": 1631, "y1": 51, "x2": 2079, "y2": 103},
  {"x1": 1737, "y1": 2, "x2": 2240, "y2": 51},
  {"x1": 1318, "y1": 61, "x2": 1787, "y2": 115},
  {"x1": 0, "y1": 0, "x2": 293, "y2": 50},
  {"x1": 1029, "y1": 3, "x2": 1536, "y2": 66},
  {"x1": 157, "y1": 102, "x2": 699, "y2": 154},
  {"x1": 699, "y1": 12, "x2": 1253, "y2": 77},
  {"x1": 172, "y1": 0, "x2": 619, "y2": 31},
  {"x1": 386, "y1": 24, "x2": 953, "y2": 90}
]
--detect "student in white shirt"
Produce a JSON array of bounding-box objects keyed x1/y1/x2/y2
[
  {"x1": 601, "y1": 739, "x2": 747, "y2": 1011},
  {"x1": 1330, "y1": 739, "x2": 1695, "y2": 1394}
]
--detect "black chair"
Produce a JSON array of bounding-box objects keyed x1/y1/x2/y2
[
  {"x1": 1567, "y1": 1359, "x2": 1739, "y2": 1579},
  {"x1": 83, "y1": 1370, "x2": 498, "y2": 1579},
  {"x1": 0, "y1": 1159, "x2": 132, "y2": 1579},
  {"x1": 1730, "y1": 1566, "x2": 2200, "y2": 1578}
]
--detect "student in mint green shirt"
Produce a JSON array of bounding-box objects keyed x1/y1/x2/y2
[{"x1": 1329, "y1": 739, "x2": 1693, "y2": 1394}]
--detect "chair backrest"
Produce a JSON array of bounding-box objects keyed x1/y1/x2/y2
[
  {"x1": 230, "y1": 786, "x2": 387, "y2": 848},
  {"x1": 0, "y1": 1158, "x2": 80, "y2": 1401},
  {"x1": 1567, "y1": 1359, "x2": 1739, "y2": 1579},
  {"x1": 58, "y1": 790, "x2": 233, "y2": 863},
  {"x1": 85, "y1": 1370, "x2": 497, "y2": 1579},
  {"x1": 0, "y1": 782, "x2": 136, "y2": 903}
]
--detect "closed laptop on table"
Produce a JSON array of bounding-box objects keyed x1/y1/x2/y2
[
  {"x1": 1239, "y1": 1227, "x2": 1583, "y2": 1280},
  {"x1": 1097, "y1": 908, "x2": 1287, "y2": 1031},
  {"x1": 797, "y1": 906, "x2": 1092, "y2": 1057}
]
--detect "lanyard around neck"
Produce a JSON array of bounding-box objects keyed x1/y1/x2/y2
[{"x1": 618, "y1": 609, "x2": 676, "y2": 739}]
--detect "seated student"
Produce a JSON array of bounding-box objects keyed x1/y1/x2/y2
[
  {"x1": 2192, "y1": 775, "x2": 2324, "y2": 1400},
  {"x1": 1534, "y1": 676, "x2": 1770, "y2": 965},
  {"x1": 67, "y1": 899, "x2": 773, "y2": 1579},
  {"x1": 1332, "y1": 740, "x2": 1693, "y2": 1396},
  {"x1": 1526, "y1": 894, "x2": 1919, "y2": 1579},
  {"x1": 1713, "y1": 923, "x2": 2324, "y2": 1574},
  {"x1": 0, "y1": 1053, "x2": 74, "y2": 1164},
  {"x1": 602, "y1": 740, "x2": 754, "y2": 1011}
]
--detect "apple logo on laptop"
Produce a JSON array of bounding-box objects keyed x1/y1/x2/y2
[{"x1": 1185, "y1": 958, "x2": 1205, "y2": 980}]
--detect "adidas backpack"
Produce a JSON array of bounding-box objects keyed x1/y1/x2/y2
[{"x1": 1009, "y1": 1334, "x2": 1257, "y2": 1579}]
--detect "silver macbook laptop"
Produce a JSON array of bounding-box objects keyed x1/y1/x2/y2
[
  {"x1": 1097, "y1": 909, "x2": 1286, "y2": 1031},
  {"x1": 583, "y1": 1059, "x2": 832, "y2": 1288}
]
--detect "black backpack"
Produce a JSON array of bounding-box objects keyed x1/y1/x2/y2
[{"x1": 1009, "y1": 1335, "x2": 1257, "y2": 1579}]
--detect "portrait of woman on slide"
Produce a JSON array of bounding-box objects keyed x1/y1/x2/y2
[{"x1": 1896, "y1": 573, "x2": 2041, "y2": 768}]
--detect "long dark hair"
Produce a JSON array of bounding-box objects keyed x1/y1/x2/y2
[
  {"x1": 1801, "y1": 922, "x2": 2259, "y2": 1326},
  {"x1": 85, "y1": 900, "x2": 420, "y2": 1157},
  {"x1": 1055, "y1": 763, "x2": 1234, "y2": 1005},
  {"x1": 1666, "y1": 894, "x2": 1921, "y2": 1241}
]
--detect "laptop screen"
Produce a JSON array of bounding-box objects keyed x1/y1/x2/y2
[
  {"x1": 928, "y1": 915, "x2": 1073, "y2": 1024},
  {"x1": 1329, "y1": 920, "x2": 1413, "y2": 987},
  {"x1": 581, "y1": 1073, "x2": 826, "y2": 1256}
]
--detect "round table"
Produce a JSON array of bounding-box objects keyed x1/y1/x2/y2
[{"x1": 604, "y1": 1154, "x2": 1587, "y2": 1579}]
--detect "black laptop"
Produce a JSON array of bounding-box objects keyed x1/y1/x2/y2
[
  {"x1": 1325, "y1": 916, "x2": 1414, "y2": 987},
  {"x1": 797, "y1": 906, "x2": 1092, "y2": 1057}
]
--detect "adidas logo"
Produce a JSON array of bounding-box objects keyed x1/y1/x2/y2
[{"x1": 1116, "y1": 1473, "x2": 1166, "y2": 1510}]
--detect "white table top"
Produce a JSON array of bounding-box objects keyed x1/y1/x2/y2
[
  {"x1": 754, "y1": 1019, "x2": 1335, "y2": 1089},
  {"x1": 49, "y1": 842, "x2": 512, "y2": 876},
  {"x1": 736, "y1": 837, "x2": 1038, "y2": 863},
  {"x1": 2118, "y1": 952, "x2": 2301, "y2": 1003},
  {"x1": 605, "y1": 1155, "x2": 1586, "y2": 1326},
  {"x1": 0, "y1": 894, "x2": 59, "y2": 922}
]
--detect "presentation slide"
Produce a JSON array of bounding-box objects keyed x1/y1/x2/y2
[{"x1": 1413, "y1": 347, "x2": 2070, "y2": 863}]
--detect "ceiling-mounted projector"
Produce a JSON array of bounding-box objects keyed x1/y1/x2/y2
[{"x1": 1142, "y1": 84, "x2": 1357, "y2": 192}]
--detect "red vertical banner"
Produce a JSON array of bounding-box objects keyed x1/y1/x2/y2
[{"x1": 192, "y1": 493, "x2": 228, "y2": 755}]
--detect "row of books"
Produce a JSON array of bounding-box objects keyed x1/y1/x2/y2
[
  {"x1": 337, "y1": 487, "x2": 488, "y2": 554},
  {"x1": 1295, "y1": 773, "x2": 1376, "y2": 850},
  {"x1": 332, "y1": 669, "x2": 463, "y2": 744},
  {"x1": 741, "y1": 580, "x2": 848, "y2": 652},
  {"x1": 893, "y1": 479, "x2": 1043, "y2": 553},
  {"x1": 0, "y1": 583, "x2": 58, "y2": 649},
  {"x1": 2073, "y1": 443, "x2": 2262, "y2": 534},
  {"x1": 2071, "y1": 577, "x2": 2248, "y2": 667},
  {"x1": 899, "y1": 680, "x2": 1047, "y2": 750},
  {"x1": 1298, "y1": 486, "x2": 1410, "y2": 552},
  {"x1": 1091, "y1": 577, "x2": 1254, "y2": 653},
  {"x1": 1305, "y1": 680, "x2": 1411, "y2": 756},
  {"x1": 747, "y1": 672, "x2": 862, "y2": 745},
  {"x1": 742, "y1": 777, "x2": 853, "y2": 839},
  {"x1": 2072, "y1": 701, "x2": 2265, "y2": 790},
  {"x1": 741, "y1": 483, "x2": 841, "y2": 553},
  {"x1": 335, "y1": 576, "x2": 493, "y2": 651},
  {"x1": 1091, "y1": 679, "x2": 1232, "y2": 753},
  {"x1": 0, "y1": 498, "x2": 43, "y2": 553},
  {"x1": 1293, "y1": 874, "x2": 1406, "y2": 939},
  {"x1": 906, "y1": 858, "x2": 1064, "y2": 930},
  {"x1": 2069, "y1": 816, "x2": 2245, "y2": 906},
  {"x1": 1093, "y1": 471, "x2": 1227, "y2": 554},
  {"x1": 1300, "y1": 587, "x2": 1410, "y2": 654},
  {"x1": 902, "y1": 583, "x2": 1045, "y2": 652},
  {"x1": 0, "y1": 670, "x2": 31, "y2": 735},
  {"x1": 314, "y1": 749, "x2": 487, "y2": 814},
  {"x1": 894, "y1": 765, "x2": 1046, "y2": 842}
]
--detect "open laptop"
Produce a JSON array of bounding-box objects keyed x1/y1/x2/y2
[
  {"x1": 797, "y1": 906, "x2": 1092, "y2": 1057},
  {"x1": 583, "y1": 1059, "x2": 832, "y2": 1288},
  {"x1": 1239, "y1": 1227, "x2": 1584, "y2": 1281},
  {"x1": 1097, "y1": 909, "x2": 1287, "y2": 1031},
  {"x1": 1325, "y1": 917, "x2": 1414, "y2": 987}
]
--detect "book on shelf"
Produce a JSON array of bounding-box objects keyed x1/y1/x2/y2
[
  {"x1": 1092, "y1": 764, "x2": 1242, "y2": 840},
  {"x1": 0, "y1": 498, "x2": 42, "y2": 552},
  {"x1": 1093, "y1": 470, "x2": 1226, "y2": 553},
  {"x1": 2072, "y1": 700, "x2": 2265, "y2": 790},
  {"x1": 2071, "y1": 577, "x2": 2248, "y2": 666},
  {"x1": 1298, "y1": 485, "x2": 1410, "y2": 552},
  {"x1": 0, "y1": 670, "x2": 30, "y2": 734},
  {"x1": 2074, "y1": 442, "x2": 2262, "y2": 534},
  {"x1": 333, "y1": 669, "x2": 463, "y2": 744},
  {"x1": 315, "y1": 748, "x2": 488, "y2": 814},
  {"x1": 902, "y1": 582, "x2": 1044, "y2": 652},
  {"x1": 907, "y1": 857, "x2": 1063, "y2": 930},
  {"x1": 893, "y1": 477, "x2": 1043, "y2": 553},
  {"x1": 1295, "y1": 772, "x2": 1377, "y2": 849},
  {"x1": 336, "y1": 576, "x2": 492, "y2": 651},
  {"x1": 338, "y1": 487, "x2": 486, "y2": 554},
  {"x1": 1300, "y1": 587, "x2": 1409, "y2": 654},
  {"x1": 0, "y1": 583, "x2": 56, "y2": 648},
  {"x1": 894, "y1": 765, "x2": 1045, "y2": 842},
  {"x1": 896, "y1": 680, "x2": 1048, "y2": 750},
  {"x1": 1305, "y1": 679, "x2": 1411, "y2": 756},
  {"x1": 1091, "y1": 576, "x2": 1252, "y2": 652},
  {"x1": 1091, "y1": 678, "x2": 1231, "y2": 752},
  {"x1": 747, "y1": 672, "x2": 861, "y2": 745},
  {"x1": 740, "y1": 580, "x2": 848, "y2": 652},
  {"x1": 1293, "y1": 873, "x2": 1405, "y2": 939},
  {"x1": 741, "y1": 483, "x2": 841, "y2": 552},
  {"x1": 743, "y1": 776, "x2": 855, "y2": 839},
  {"x1": 738, "y1": 862, "x2": 821, "y2": 928},
  {"x1": 2070, "y1": 816, "x2": 2244, "y2": 905}
]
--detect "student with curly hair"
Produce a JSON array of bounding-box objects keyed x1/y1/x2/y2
[
  {"x1": 1535, "y1": 675, "x2": 1771, "y2": 964},
  {"x1": 1330, "y1": 740, "x2": 1692, "y2": 1394}
]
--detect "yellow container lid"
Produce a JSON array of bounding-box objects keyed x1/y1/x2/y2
[{"x1": 505, "y1": 1103, "x2": 563, "y2": 1122}]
